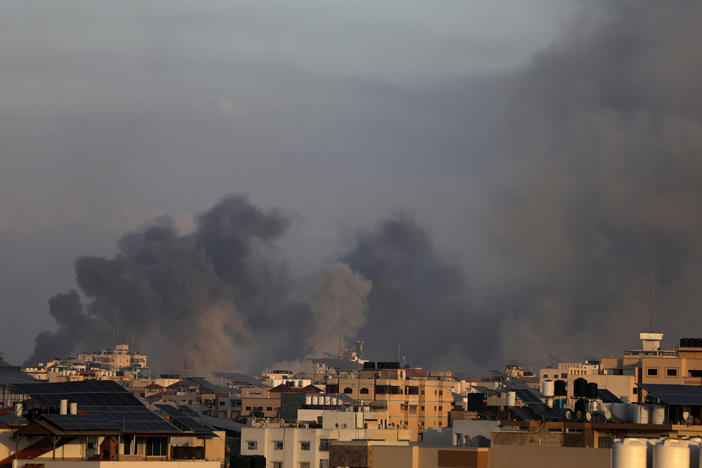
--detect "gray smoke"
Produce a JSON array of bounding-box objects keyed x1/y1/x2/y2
[
  {"x1": 307, "y1": 263, "x2": 372, "y2": 356},
  {"x1": 338, "y1": 1, "x2": 702, "y2": 372},
  {"x1": 26, "y1": 195, "x2": 312, "y2": 373}
]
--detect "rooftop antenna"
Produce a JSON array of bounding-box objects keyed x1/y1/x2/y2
[
  {"x1": 356, "y1": 339, "x2": 364, "y2": 357},
  {"x1": 337, "y1": 318, "x2": 345, "y2": 359},
  {"x1": 397, "y1": 343, "x2": 401, "y2": 363},
  {"x1": 649, "y1": 272, "x2": 656, "y2": 332}
]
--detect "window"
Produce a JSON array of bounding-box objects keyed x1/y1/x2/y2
[
  {"x1": 360, "y1": 387, "x2": 369, "y2": 394},
  {"x1": 400, "y1": 404, "x2": 408, "y2": 410},
  {"x1": 319, "y1": 439, "x2": 330, "y2": 451},
  {"x1": 438, "y1": 406, "x2": 443, "y2": 411},
  {"x1": 301, "y1": 441, "x2": 311, "y2": 451},
  {"x1": 438, "y1": 390, "x2": 443, "y2": 396},
  {"x1": 667, "y1": 368, "x2": 678, "y2": 377},
  {"x1": 647, "y1": 368, "x2": 658, "y2": 376},
  {"x1": 320, "y1": 460, "x2": 329, "y2": 468},
  {"x1": 272, "y1": 463, "x2": 282, "y2": 468},
  {"x1": 143, "y1": 437, "x2": 167, "y2": 457},
  {"x1": 245, "y1": 406, "x2": 252, "y2": 411},
  {"x1": 690, "y1": 370, "x2": 702, "y2": 377},
  {"x1": 219, "y1": 401, "x2": 225, "y2": 406},
  {"x1": 561, "y1": 373, "x2": 567, "y2": 378},
  {"x1": 247, "y1": 441, "x2": 257, "y2": 450},
  {"x1": 326, "y1": 384, "x2": 339, "y2": 394},
  {"x1": 421, "y1": 406, "x2": 425, "y2": 411},
  {"x1": 300, "y1": 463, "x2": 311, "y2": 468},
  {"x1": 421, "y1": 390, "x2": 425, "y2": 395},
  {"x1": 274, "y1": 441, "x2": 284, "y2": 450},
  {"x1": 266, "y1": 407, "x2": 273, "y2": 411},
  {"x1": 633, "y1": 387, "x2": 638, "y2": 394},
  {"x1": 343, "y1": 387, "x2": 353, "y2": 394},
  {"x1": 410, "y1": 405, "x2": 418, "y2": 414}
]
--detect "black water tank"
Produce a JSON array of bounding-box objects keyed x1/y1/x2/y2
[
  {"x1": 574, "y1": 378, "x2": 587, "y2": 398},
  {"x1": 363, "y1": 361, "x2": 376, "y2": 370},
  {"x1": 586, "y1": 382, "x2": 598, "y2": 399},
  {"x1": 250, "y1": 455, "x2": 266, "y2": 468},
  {"x1": 670, "y1": 405, "x2": 683, "y2": 424},
  {"x1": 680, "y1": 338, "x2": 688, "y2": 347},
  {"x1": 696, "y1": 338, "x2": 702, "y2": 348},
  {"x1": 554, "y1": 380, "x2": 567, "y2": 396}
]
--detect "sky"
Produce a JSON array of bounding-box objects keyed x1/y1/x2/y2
[{"x1": 7, "y1": 1, "x2": 699, "y2": 375}]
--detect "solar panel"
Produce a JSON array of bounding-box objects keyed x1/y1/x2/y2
[
  {"x1": 155, "y1": 405, "x2": 214, "y2": 434},
  {"x1": 638, "y1": 384, "x2": 702, "y2": 405},
  {"x1": 598, "y1": 389, "x2": 621, "y2": 403}
]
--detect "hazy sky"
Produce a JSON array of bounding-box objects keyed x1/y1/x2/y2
[{"x1": 0, "y1": 1, "x2": 580, "y2": 364}]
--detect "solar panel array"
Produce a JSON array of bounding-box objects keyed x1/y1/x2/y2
[
  {"x1": 511, "y1": 388, "x2": 545, "y2": 404},
  {"x1": 12, "y1": 380, "x2": 181, "y2": 433},
  {"x1": 155, "y1": 405, "x2": 213, "y2": 435},
  {"x1": 638, "y1": 384, "x2": 702, "y2": 405},
  {"x1": 597, "y1": 388, "x2": 621, "y2": 403}
]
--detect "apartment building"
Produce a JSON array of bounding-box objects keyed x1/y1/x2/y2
[
  {"x1": 324, "y1": 362, "x2": 454, "y2": 441},
  {"x1": 240, "y1": 416, "x2": 411, "y2": 468}
]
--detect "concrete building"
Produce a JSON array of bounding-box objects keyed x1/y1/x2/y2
[
  {"x1": 325, "y1": 363, "x2": 454, "y2": 441},
  {"x1": 240, "y1": 421, "x2": 411, "y2": 468}
]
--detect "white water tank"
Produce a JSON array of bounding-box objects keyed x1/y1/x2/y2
[
  {"x1": 612, "y1": 438, "x2": 648, "y2": 468},
  {"x1": 612, "y1": 403, "x2": 628, "y2": 421},
  {"x1": 70, "y1": 402, "x2": 78, "y2": 415},
  {"x1": 629, "y1": 405, "x2": 649, "y2": 424},
  {"x1": 506, "y1": 391, "x2": 516, "y2": 407},
  {"x1": 60, "y1": 399, "x2": 68, "y2": 415},
  {"x1": 305, "y1": 395, "x2": 312, "y2": 405},
  {"x1": 653, "y1": 439, "x2": 690, "y2": 468},
  {"x1": 542, "y1": 380, "x2": 555, "y2": 397},
  {"x1": 651, "y1": 406, "x2": 665, "y2": 425},
  {"x1": 324, "y1": 395, "x2": 331, "y2": 406}
]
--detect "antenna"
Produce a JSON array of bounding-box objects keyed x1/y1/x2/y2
[
  {"x1": 397, "y1": 343, "x2": 401, "y2": 363},
  {"x1": 649, "y1": 272, "x2": 656, "y2": 332}
]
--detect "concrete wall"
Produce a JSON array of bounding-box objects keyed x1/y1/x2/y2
[
  {"x1": 488, "y1": 445, "x2": 610, "y2": 468},
  {"x1": 15, "y1": 462, "x2": 220, "y2": 468},
  {"x1": 373, "y1": 445, "x2": 415, "y2": 468}
]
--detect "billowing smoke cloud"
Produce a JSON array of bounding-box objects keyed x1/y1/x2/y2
[
  {"x1": 474, "y1": 0, "x2": 702, "y2": 365},
  {"x1": 26, "y1": 195, "x2": 306, "y2": 373},
  {"x1": 307, "y1": 263, "x2": 372, "y2": 356}
]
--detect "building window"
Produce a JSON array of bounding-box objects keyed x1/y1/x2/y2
[
  {"x1": 421, "y1": 390, "x2": 425, "y2": 395},
  {"x1": 343, "y1": 387, "x2": 353, "y2": 394},
  {"x1": 647, "y1": 368, "x2": 658, "y2": 376},
  {"x1": 360, "y1": 388, "x2": 369, "y2": 394},
  {"x1": 633, "y1": 387, "x2": 638, "y2": 394},
  {"x1": 143, "y1": 437, "x2": 167, "y2": 457},
  {"x1": 667, "y1": 368, "x2": 678, "y2": 377},
  {"x1": 274, "y1": 441, "x2": 284, "y2": 450},
  {"x1": 272, "y1": 463, "x2": 282, "y2": 468},
  {"x1": 301, "y1": 441, "x2": 311, "y2": 451},
  {"x1": 438, "y1": 390, "x2": 443, "y2": 396},
  {"x1": 410, "y1": 405, "x2": 418, "y2": 414},
  {"x1": 438, "y1": 406, "x2": 443, "y2": 411},
  {"x1": 319, "y1": 439, "x2": 330, "y2": 451},
  {"x1": 690, "y1": 370, "x2": 702, "y2": 377},
  {"x1": 245, "y1": 406, "x2": 252, "y2": 411},
  {"x1": 266, "y1": 407, "x2": 273, "y2": 411},
  {"x1": 247, "y1": 441, "x2": 257, "y2": 450},
  {"x1": 421, "y1": 406, "x2": 425, "y2": 411},
  {"x1": 561, "y1": 373, "x2": 567, "y2": 378},
  {"x1": 320, "y1": 461, "x2": 329, "y2": 468},
  {"x1": 300, "y1": 463, "x2": 311, "y2": 468}
]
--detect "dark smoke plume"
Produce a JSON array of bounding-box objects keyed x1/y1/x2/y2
[
  {"x1": 473, "y1": 0, "x2": 702, "y2": 364},
  {"x1": 26, "y1": 195, "x2": 317, "y2": 373}
]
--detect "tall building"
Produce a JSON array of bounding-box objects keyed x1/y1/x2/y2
[{"x1": 325, "y1": 363, "x2": 454, "y2": 441}]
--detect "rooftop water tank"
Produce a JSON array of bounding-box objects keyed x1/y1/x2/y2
[
  {"x1": 612, "y1": 403, "x2": 628, "y2": 421},
  {"x1": 60, "y1": 399, "x2": 68, "y2": 415},
  {"x1": 574, "y1": 378, "x2": 587, "y2": 398},
  {"x1": 651, "y1": 406, "x2": 665, "y2": 425},
  {"x1": 554, "y1": 380, "x2": 567, "y2": 397},
  {"x1": 587, "y1": 382, "x2": 599, "y2": 400},
  {"x1": 69, "y1": 402, "x2": 78, "y2": 415},
  {"x1": 612, "y1": 438, "x2": 648, "y2": 468},
  {"x1": 653, "y1": 439, "x2": 690, "y2": 468},
  {"x1": 632, "y1": 405, "x2": 649, "y2": 425},
  {"x1": 542, "y1": 380, "x2": 555, "y2": 397},
  {"x1": 506, "y1": 391, "x2": 516, "y2": 407}
]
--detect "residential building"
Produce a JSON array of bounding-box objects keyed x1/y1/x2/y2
[{"x1": 324, "y1": 362, "x2": 454, "y2": 440}]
